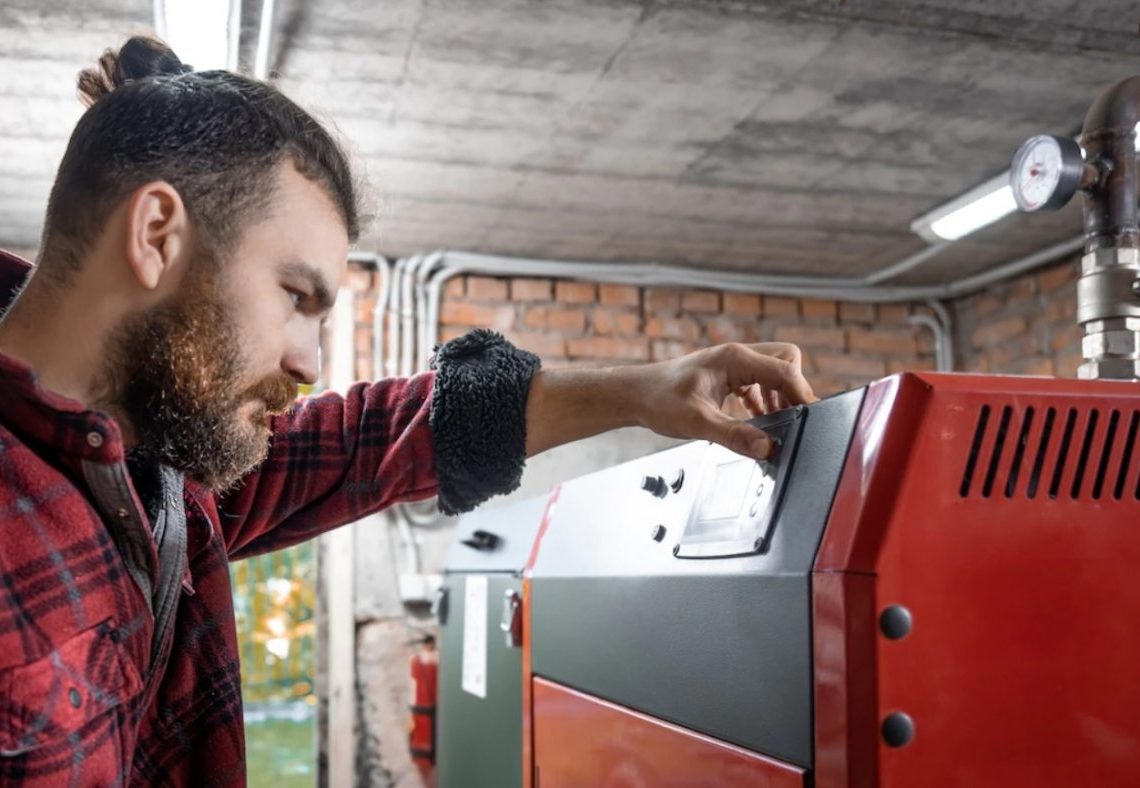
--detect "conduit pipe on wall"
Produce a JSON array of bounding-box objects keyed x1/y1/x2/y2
[{"x1": 410, "y1": 235, "x2": 1080, "y2": 376}]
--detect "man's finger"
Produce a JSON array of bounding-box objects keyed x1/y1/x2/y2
[
  {"x1": 761, "y1": 386, "x2": 780, "y2": 414},
  {"x1": 695, "y1": 403, "x2": 773, "y2": 459},
  {"x1": 737, "y1": 384, "x2": 766, "y2": 417},
  {"x1": 725, "y1": 344, "x2": 817, "y2": 405}
]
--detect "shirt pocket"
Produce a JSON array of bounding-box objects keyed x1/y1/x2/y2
[{"x1": 0, "y1": 618, "x2": 143, "y2": 756}]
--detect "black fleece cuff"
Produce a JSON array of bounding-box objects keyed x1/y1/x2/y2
[{"x1": 429, "y1": 329, "x2": 541, "y2": 515}]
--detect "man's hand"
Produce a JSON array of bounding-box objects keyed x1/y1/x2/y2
[{"x1": 525, "y1": 342, "x2": 816, "y2": 460}]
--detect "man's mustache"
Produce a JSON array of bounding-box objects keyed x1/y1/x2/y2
[{"x1": 243, "y1": 374, "x2": 299, "y2": 415}]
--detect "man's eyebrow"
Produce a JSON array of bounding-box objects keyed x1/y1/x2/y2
[{"x1": 278, "y1": 259, "x2": 335, "y2": 312}]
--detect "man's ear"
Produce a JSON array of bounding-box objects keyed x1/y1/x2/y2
[{"x1": 123, "y1": 181, "x2": 188, "y2": 291}]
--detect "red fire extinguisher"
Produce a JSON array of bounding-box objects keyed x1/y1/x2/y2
[{"x1": 409, "y1": 636, "x2": 438, "y2": 786}]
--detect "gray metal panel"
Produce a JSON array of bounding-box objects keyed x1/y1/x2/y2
[
  {"x1": 437, "y1": 574, "x2": 524, "y2": 788},
  {"x1": 529, "y1": 389, "x2": 865, "y2": 768},
  {"x1": 444, "y1": 495, "x2": 548, "y2": 574}
]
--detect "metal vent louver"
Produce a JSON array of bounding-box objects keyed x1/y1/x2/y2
[{"x1": 959, "y1": 404, "x2": 1139, "y2": 500}]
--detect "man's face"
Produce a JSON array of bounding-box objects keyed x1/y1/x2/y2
[{"x1": 102, "y1": 162, "x2": 350, "y2": 490}]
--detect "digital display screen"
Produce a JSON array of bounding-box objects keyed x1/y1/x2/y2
[{"x1": 674, "y1": 407, "x2": 804, "y2": 559}]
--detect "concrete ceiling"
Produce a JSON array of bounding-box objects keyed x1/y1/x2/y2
[{"x1": 0, "y1": 1, "x2": 1136, "y2": 285}]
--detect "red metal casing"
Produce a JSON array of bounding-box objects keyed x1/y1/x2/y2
[
  {"x1": 815, "y1": 372, "x2": 1140, "y2": 787},
  {"x1": 532, "y1": 678, "x2": 805, "y2": 787}
]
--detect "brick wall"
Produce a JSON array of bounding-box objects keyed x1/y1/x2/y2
[
  {"x1": 951, "y1": 256, "x2": 1082, "y2": 377},
  {"x1": 437, "y1": 276, "x2": 940, "y2": 396}
]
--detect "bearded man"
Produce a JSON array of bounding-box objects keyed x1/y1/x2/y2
[{"x1": 0, "y1": 36, "x2": 814, "y2": 786}]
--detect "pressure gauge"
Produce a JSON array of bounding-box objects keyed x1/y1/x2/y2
[{"x1": 1010, "y1": 134, "x2": 1085, "y2": 212}]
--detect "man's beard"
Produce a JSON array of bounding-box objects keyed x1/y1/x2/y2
[{"x1": 97, "y1": 278, "x2": 298, "y2": 492}]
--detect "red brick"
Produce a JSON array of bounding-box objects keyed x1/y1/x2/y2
[
  {"x1": 706, "y1": 317, "x2": 761, "y2": 345},
  {"x1": 810, "y1": 376, "x2": 846, "y2": 398},
  {"x1": 555, "y1": 281, "x2": 597, "y2": 304},
  {"x1": 439, "y1": 301, "x2": 515, "y2": 330},
  {"x1": 511, "y1": 278, "x2": 552, "y2": 301},
  {"x1": 763, "y1": 296, "x2": 799, "y2": 318},
  {"x1": 839, "y1": 302, "x2": 876, "y2": 324},
  {"x1": 1010, "y1": 357, "x2": 1055, "y2": 377},
  {"x1": 970, "y1": 316, "x2": 1027, "y2": 348},
  {"x1": 877, "y1": 304, "x2": 911, "y2": 324},
  {"x1": 547, "y1": 307, "x2": 587, "y2": 334},
  {"x1": 521, "y1": 305, "x2": 547, "y2": 330},
  {"x1": 354, "y1": 327, "x2": 370, "y2": 357},
  {"x1": 466, "y1": 275, "x2": 509, "y2": 301},
  {"x1": 1055, "y1": 353, "x2": 1083, "y2": 378},
  {"x1": 438, "y1": 326, "x2": 469, "y2": 343},
  {"x1": 801, "y1": 299, "x2": 837, "y2": 321},
  {"x1": 646, "y1": 288, "x2": 682, "y2": 315},
  {"x1": 345, "y1": 266, "x2": 374, "y2": 291},
  {"x1": 593, "y1": 309, "x2": 642, "y2": 336},
  {"x1": 773, "y1": 325, "x2": 845, "y2": 349},
  {"x1": 442, "y1": 277, "x2": 465, "y2": 300},
  {"x1": 1007, "y1": 276, "x2": 1035, "y2": 302},
  {"x1": 1036, "y1": 263, "x2": 1076, "y2": 294},
  {"x1": 1050, "y1": 324, "x2": 1081, "y2": 353},
  {"x1": 812, "y1": 353, "x2": 888, "y2": 380},
  {"x1": 681, "y1": 289, "x2": 720, "y2": 313},
  {"x1": 888, "y1": 357, "x2": 937, "y2": 374},
  {"x1": 502, "y1": 331, "x2": 567, "y2": 359},
  {"x1": 722, "y1": 293, "x2": 761, "y2": 316},
  {"x1": 847, "y1": 327, "x2": 917, "y2": 356},
  {"x1": 915, "y1": 329, "x2": 936, "y2": 355},
  {"x1": 651, "y1": 340, "x2": 699, "y2": 361},
  {"x1": 970, "y1": 293, "x2": 1003, "y2": 319},
  {"x1": 355, "y1": 296, "x2": 377, "y2": 325},
  {"x1": 568, "y1": 336, "x2": 650, "y2": 362},
  {"x1": 645, "y1": 315, "x2": 702, "y2": 342},
  {"x1": 599, "y1": 284, "x2": 640, "y2": 308},
  {"x1": 1044, "y1": 298, "x2": 1074, "y2": 323}
]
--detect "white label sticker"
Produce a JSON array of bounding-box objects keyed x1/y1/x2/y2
[{"x1": 461, "y1": 575, "x2": 488, "y2": 698}]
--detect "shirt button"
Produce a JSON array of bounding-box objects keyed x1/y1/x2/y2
[
  {"x1": 116, "y1": 507, "x2": 130, "y2": 519},
  {"x1": 86, "y1": 431, "x2": 104, "y2": 448},
  {"x1": 69, "y1": 688, "x2": 82, "y2": 708}
]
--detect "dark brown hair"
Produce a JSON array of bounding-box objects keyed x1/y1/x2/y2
[{"x1": 41, "y1": 35, "x2": 359, "y2": 276}]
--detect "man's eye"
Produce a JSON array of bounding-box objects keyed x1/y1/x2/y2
[{"x1": 285, "y1": 288, "x2": 304, "y2": 308}]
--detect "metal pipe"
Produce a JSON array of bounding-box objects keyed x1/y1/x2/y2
[
  {"x1": 1074, "y1": 76, "x2": 1140, "y2": 380},
  {"x1": 1081, "y1": 77, "x2": 1140, "y2": 251}
]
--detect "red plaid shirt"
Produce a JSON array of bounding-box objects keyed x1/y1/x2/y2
[{"x1": 0, "y1": 252, "x2": 438, "y2": 785}]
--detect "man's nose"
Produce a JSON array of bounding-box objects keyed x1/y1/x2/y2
[{"x1": 282, "y1": 327, "x2": 320, "y2": 386}]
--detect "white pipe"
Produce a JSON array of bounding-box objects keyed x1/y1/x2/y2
[
  {"x1": 400, "y1": 254, "x2": 428, "y2": 377},
  {"x1": 253, "y1": 0, "x2": 275, "y2": 80},
  {"x1": 227, "y1": 0, "x2": 242, "y2": 72},
  {"x1": 907, "y1": 314, "x2": 949, "y2": 372},
  {"x1": 387, "y1": 255, "x2": 416, "y2": 378},
  {"x1": 925, "y1": 299, "x2": 955, "y2": 371},
  {"x1": 414, "y1": 251, "x2": 447, "y2": 371}
]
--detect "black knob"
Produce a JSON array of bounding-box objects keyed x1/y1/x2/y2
[
  {"x1": 650, "y1": 525, "x2": 667, "y2": 542},
  {"x1": 641, "y1": 475, "x2": 668, "y2": 498},
  {"x1": 882, "y1": 712, "x2": 915, "y2": 748},
  {"x1": 880, "y1": 605, "x2": 913, "y2": 640},
  {"x1": 670, "y1": 469, "x2": 685, "y2": 493},
  {"x1": 461, "y1": 529, "x2": 501, "y2": 551}
]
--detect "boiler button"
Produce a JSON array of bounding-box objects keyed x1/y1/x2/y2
[{"x1": 749, "y1": 500, "x2": 761, "y2": 517}]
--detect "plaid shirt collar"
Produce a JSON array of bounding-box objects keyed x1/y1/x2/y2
[{"x1": 0, "y1": 251, "x2": 128, "y2": 466}]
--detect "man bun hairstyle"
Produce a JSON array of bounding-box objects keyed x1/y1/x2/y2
[
  {"x1": 42, "y1": 35, "x2": 359, "y2": 278},
  {"x1": 76, "y1": 36, "x2": 191, "y2": 107}
]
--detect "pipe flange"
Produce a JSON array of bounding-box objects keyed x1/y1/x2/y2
[{"x1": 1081, "y1": 247, "x2": 1140, "y2": 273}]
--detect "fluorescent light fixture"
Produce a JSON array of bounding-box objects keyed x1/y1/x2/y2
[
  {"x1": 913, "y1": 122, "x2": 1140, "y2": 244},
  {"x1": 911, "y1": 171, "x2": 1018, "y2": 243},
  {"x1": 153, "y1": 0, "x2": 240, "y2": 72}
]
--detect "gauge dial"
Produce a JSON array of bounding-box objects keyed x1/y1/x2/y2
[{"x1": 1010, "y1": 134, "x2": 1084, "y2": 212}]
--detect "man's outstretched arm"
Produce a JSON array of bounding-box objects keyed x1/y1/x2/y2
[{"x1": 524, "y1": 341, "x2": 815, "y2": 460}]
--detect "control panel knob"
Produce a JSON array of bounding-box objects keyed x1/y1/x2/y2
[{"x1": 641, "y1": 475, "x2": 668, "y2": 498}]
